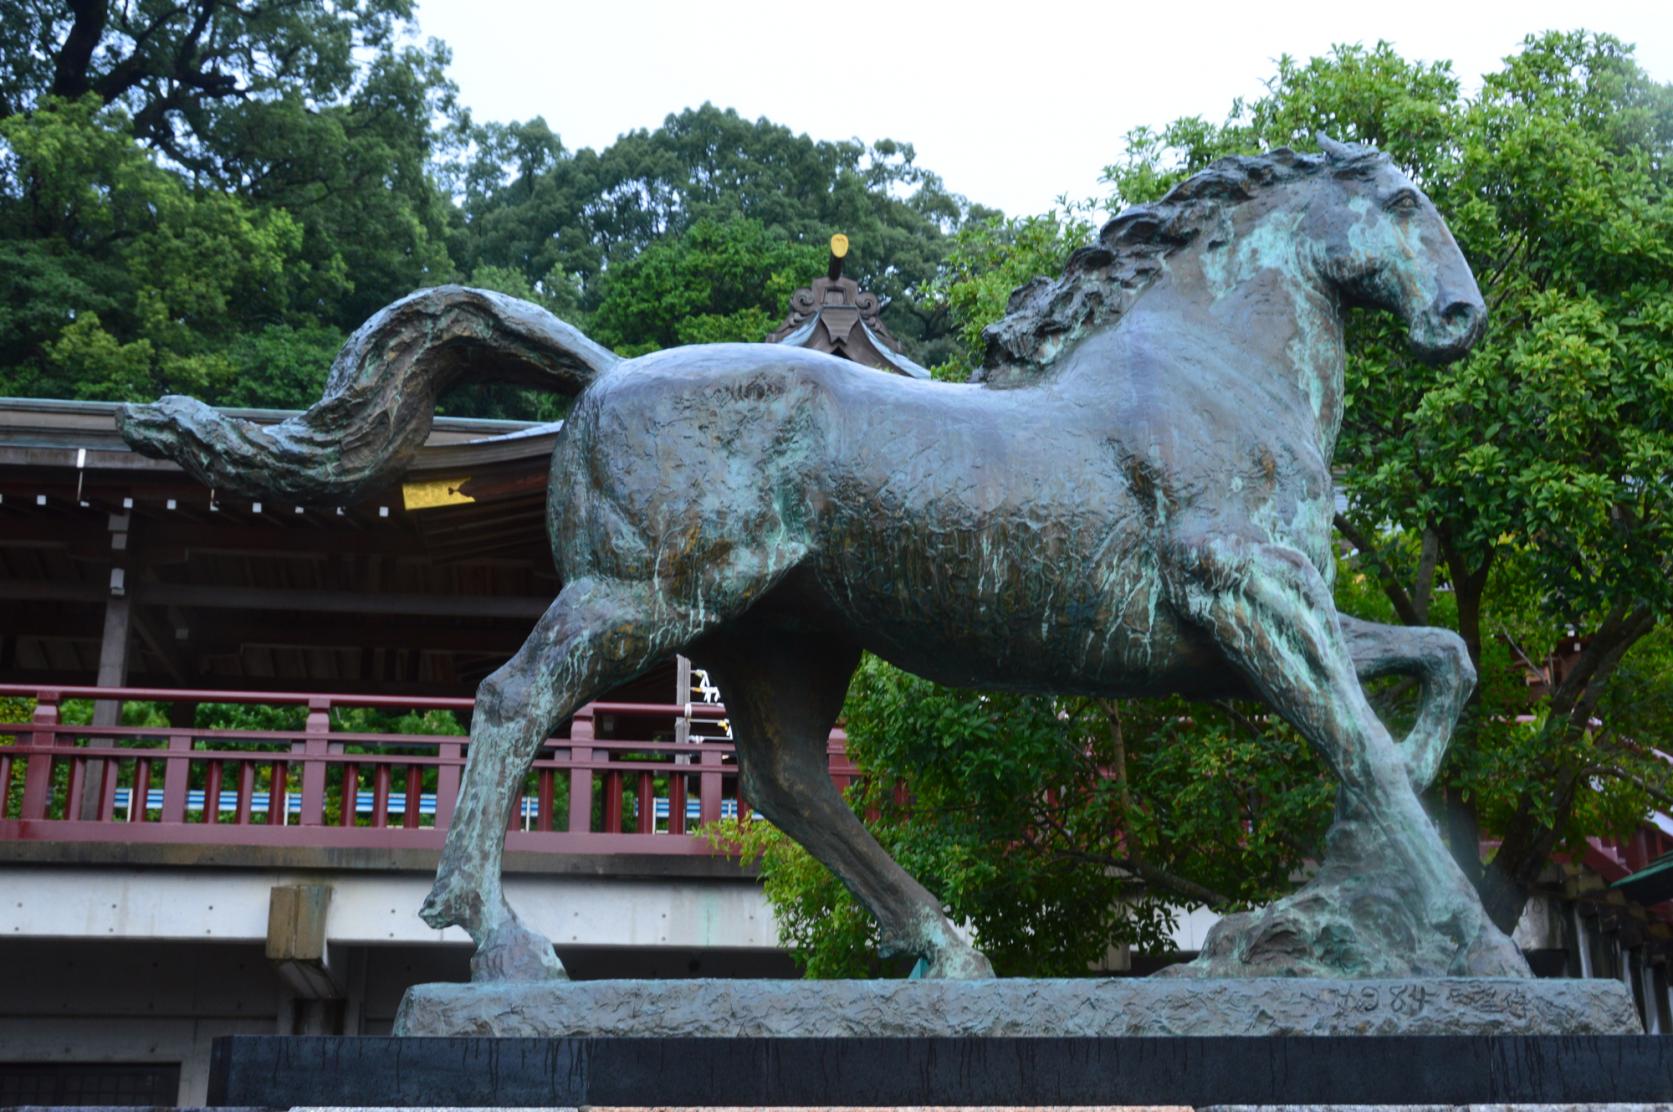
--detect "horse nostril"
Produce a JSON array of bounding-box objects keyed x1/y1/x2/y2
[{"x1": 1442, "y1": 301, "x2": 1478, "y2": 326}]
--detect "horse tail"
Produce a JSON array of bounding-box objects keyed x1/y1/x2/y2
[{"x1": 115, "y1": 286, "x2": 620, "y2": 502}]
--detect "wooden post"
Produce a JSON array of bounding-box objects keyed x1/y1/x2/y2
[
  {"x1": 267, "y1": 884, "x2": 340, "y2": 999},
  {"x1": 567, "y1": 707, "x2": 594, "y2": 834},
  {"x1": 83, "y1": 513, "x2": 131, "y2": 819},
  {"x1": 91, "y1": 514, "x2": 132, "y2": 726},
  {"x1": 435, "y1": 741, "x2": 462, "y2": 828},
  {"x1": 300, "y1": 698, "x2": 330, "y2": 825},
  {"x1": 19, "y1": 691, "x2": 61, "y2": 820},
  {"x1": 674, "y1": 655, "x2": 692, "y2": 745},
  {"x1": 160, "y1": 730, "x2": 190, "y2": 823},
  {"x1": 699, "y1": 745, "x2": 723, "y2": 827}
]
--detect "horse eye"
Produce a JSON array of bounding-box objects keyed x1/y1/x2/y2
[{"x1": 1386, "y1": 191, "x2": 1420, "y2": 213}]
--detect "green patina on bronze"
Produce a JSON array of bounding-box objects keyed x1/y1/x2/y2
[{"x1": 118, "y1": 137, "x2": 1527, "y2": 981}]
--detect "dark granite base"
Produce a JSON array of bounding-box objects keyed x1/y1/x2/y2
[{"x1": 208, "y1": 1035, "x2": 1673, "y2": 1107}]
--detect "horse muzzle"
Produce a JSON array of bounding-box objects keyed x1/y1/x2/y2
[{"x1": 1408, "y1": 293, "x2": 1486, "y2": 365}]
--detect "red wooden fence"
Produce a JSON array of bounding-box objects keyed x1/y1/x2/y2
[
  {"x1": 0, "y1": 683, "x2": 856, "y2": 854},
  {"x1": 2, "y1": 682, "x2": 1665, "y2": 896}
]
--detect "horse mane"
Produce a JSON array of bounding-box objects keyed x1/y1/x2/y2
[{"x1": 975, "y1": 142, "x2": 1385, "y2": 387}]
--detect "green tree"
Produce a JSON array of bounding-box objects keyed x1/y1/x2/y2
[
  {"x1": 1102, "y1": 32, "x2": 1673, "y2": 932},
  {"x1": 0, "y1": 96, "x2": 309, "y2": 401},
  {"x1": 927, "y1": 203, "x2": 1097, "y2": 380},
  {"x1": 587, "y1": 217, "x2": 825, "y2": 355},
  {"x1": 0, "y1": 0, "x2": 461, "y2": 407},
  {"x1": 2, "y1": 0, "x2": 423, "y2": 172},
  {"x1": 718, "y1": 656, "x2": 1334, "y2": 977},
  {"x1": 451, "y1": 104, "x2": 982, "y2": 367}
]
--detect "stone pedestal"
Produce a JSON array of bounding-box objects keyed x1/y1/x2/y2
[
  {"x1": 209, "y1": 1032, "x2": 1673, "y2": 1107},
  {"x1": 392, "y1": 977, "x2": 1640, "y2": 1038},
  {"x1": 198, "y1": 979, "x2": 1660, "y2": 1107}
]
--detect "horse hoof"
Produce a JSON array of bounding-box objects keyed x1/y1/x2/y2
[
  {"x1": 419, "y1": 880, "x2": 472, "y2": 930},
  {"x1": 1453, "y1": 921, "x2": 1530, "y2": 977},
  {"x1": 470, "y1": 920, "x2": 567, "y2": 983},
  {"x1": 921, "y1": 946, "x2": 996, "y2": 980}
]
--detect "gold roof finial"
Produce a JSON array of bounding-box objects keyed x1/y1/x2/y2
[{"x1": 828, "y1": 233, "x2": 849, "y2": 280}]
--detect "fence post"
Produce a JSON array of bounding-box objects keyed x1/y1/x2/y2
[
  {"x1": 300, "y1": 697, "x2": 330, "y2": 826},
  {"x1": 435, "y1": 741, "x2": 461, "y2": 829},
  {"x1": 567, "y1": 707, "x2": 594, "y2": 834},
  {"x1": 19, "y1": 690, "x2": 62, "y2": 821},
  {"x1": 698, "y1": 745, "x2": 722, "y2": 827},
  {"x1": 160, "y1": 729, "x2": 191, "y2": 823}
]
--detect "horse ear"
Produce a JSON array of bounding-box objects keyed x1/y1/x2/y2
[{"x1": 1316, "y1": 132, "x2": 1355, "y2": 161}]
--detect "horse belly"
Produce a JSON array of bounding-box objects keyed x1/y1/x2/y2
[{"x1": 822, "y1": 525, "x2": 1218, "y2": 696}]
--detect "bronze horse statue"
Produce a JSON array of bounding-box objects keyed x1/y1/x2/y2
[{"x1": 119, "y1": 137, "x2": 1529, "y2": 981}]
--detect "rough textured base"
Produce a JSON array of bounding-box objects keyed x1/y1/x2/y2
[
  {"x1": 392, "y1": 977, "x2": 1639, "y2": 1038},
  {"x1": 1164, "y1": 817, "x2": 1528, "y2": 979}
]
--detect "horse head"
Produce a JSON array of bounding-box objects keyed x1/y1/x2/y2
[{"x1": 1309, "y1": 134, "x2": 1485, "y2": 364}]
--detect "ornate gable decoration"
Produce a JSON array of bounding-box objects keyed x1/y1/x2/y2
[{"x1": 766, "y1": 234, "x2": 929, "y2": 379}]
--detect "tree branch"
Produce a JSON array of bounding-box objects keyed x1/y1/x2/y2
[
  {"x1": 90, "y1": 3, "x2": 190, "y2": 103},
  {"x1": 1552, "y1": 605, "x2": 1654, "y2": 719},
  {"x1": 50, "y1": 0, "x2": 110, "y2": 100},
  {"x1": 1497, "y1": 623, "x2": 1547, "y2": 685},
  {"x1": 1042, "y1": 840, "x2": 1234, "y2": 909},
  {"x1": 1334, "y1": 512, "x2": 1420, "y2": 626},
  {"x1": 1591, "y1": 765, "x2": 1673, "y2": 815},
  {"x1": 1412, "y1": 528, "x2": 1439, "y2": 622},
  {"x1": 1114, "y1": 854, "x2": 1233, "y2": 909},
  {"x1": 1441, "y1": 536, "x2": 1493, "y2": 663}
]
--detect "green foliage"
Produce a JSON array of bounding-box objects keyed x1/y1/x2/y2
[
  {"x1": 216, "y1": 324, "x2": 348, "y2": 411},
  {"x1": 929, "y1": 204, "x2": 1096, "y2": 380},
  {"x1": 451, "y1": 104, "x2": 979, "y2": 366},
  {"x1": 1, "y1": 1, "x2": 424, "y2": 169},
  {"x1": 0, "y1": 58, "x2": 990, "y2": 414},
  {"x1": 589, "y1": 217, "x2": 825, "y2": 355},
  {"x1": 0, "y1": 2, "x2": 458, "y2": 407},
  {"x1": 0, "y1": 697, "x2": 28, "y2": 819},
  {"x1": 0, "y1": 0, "x2": 459, "y2": 328},
  {"x1": 716, "y1": 656, "x2": 1333, "y2": 977},
  {"x1": 0, "y1": 97, "x2": 308, "y2": 400},
  {"x1": 1106, "y1": 44, "x2": 1464, "y2": 208}
]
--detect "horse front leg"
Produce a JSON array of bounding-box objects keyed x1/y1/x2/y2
[
  {"x1": 1165, "y1": 535, "x2": 1526, "y2": 977},
  {"x1": 1338, "y1": 614, "x2": 1475, "y2": 793}
]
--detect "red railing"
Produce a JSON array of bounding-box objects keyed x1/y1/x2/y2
[{"x1": 0, "y1": 684, "x2": 856, "y2": 853}]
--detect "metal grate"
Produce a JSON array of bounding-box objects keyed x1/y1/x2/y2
[{"x1": 0, "y1": 1062, "x2": 181, "y2": 1106}]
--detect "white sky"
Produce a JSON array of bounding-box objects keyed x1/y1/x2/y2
[{"x1": 413, "y1": 0, "x2": 1671, "y2": 220}]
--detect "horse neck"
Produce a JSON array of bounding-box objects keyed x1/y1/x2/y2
[{"x1": 1061, "y1": 229, "x2": 1348, "y2": 458}]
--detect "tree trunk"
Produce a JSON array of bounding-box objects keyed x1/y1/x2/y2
[
  {"x1": 50, "y1": 0, "x2": 109, "y2": 100},
  {"x1": 1479, "y1": 759, "x2": 1582, "y2": 933},
  {"x1": 1437, "y1": 785, "x2": 1483, "y2": 887},
  {"x1": 1474, "y1": 606, "x2": 1654, "y2": 932}
]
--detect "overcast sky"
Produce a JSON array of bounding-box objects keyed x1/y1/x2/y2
[{"x1": 412, "y1": 0, "x2": 1670, "y2": 219}]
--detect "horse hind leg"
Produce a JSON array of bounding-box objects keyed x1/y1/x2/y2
[
  {"x1": 420, "y1": 575, "x2": 731, "y2": 981},
  {"x1": 1338, "y1": 613, "x2": 1475, "y2": 793},
  {"x1": 708, "y1": 633, "x2": 994, "y2": 979}
]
